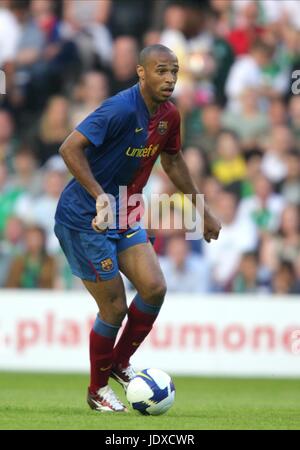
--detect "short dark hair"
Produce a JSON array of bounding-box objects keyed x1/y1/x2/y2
[
  {"x1": 217, "y1": 128, "x2": 240, "y2": 141},
  {"x1": 244, "y1": 148, "x2": 263, "y2": 162},
  {"x1": 286, "y1": 149, "x2": 300, "y2": 159},
  {"x1": 138, "y1": 44, "x2": 174, "y2": 66},
  {"x1": 10, "y1": 0, "x2": 30, "y2": 11},
  {"x1": 241, "y1": 251, "x2": 259, "y2": 262},
  {"x1": 250, "y1": 39, "x2": 274, "y2": 57}
]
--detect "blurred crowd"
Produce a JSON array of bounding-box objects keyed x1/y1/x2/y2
[{"x1": 0, "y1": 0, "x2": 300, "y2": 295}]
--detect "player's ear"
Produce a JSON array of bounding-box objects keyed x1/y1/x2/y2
[{"x1": 137, "y1": 65, "x2": 145, "y2": 80}]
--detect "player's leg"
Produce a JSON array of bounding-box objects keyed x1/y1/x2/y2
[
  {"x1": 83, "y1": 275, "x2": 129, "y2": 412},
  {"x1": 112, "y1": 238, "x2": 166, "y2": 386},
  {"x1": 83, "y1": 275, "x2": 127, "y2": 384},
  {"x1": 54, "y1": 222, "x2": 128, "y2": 411}
]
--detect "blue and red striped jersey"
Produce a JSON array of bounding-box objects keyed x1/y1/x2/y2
[{"x1": 55, "y1": 83, "x2": 181, "y2": 232}]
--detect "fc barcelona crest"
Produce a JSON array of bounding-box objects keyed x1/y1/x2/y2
[
  {"x1": 157, "y1": 121, "x2": 168, "y2": 135},
  {"x1": 100, "y1": 258, "x2": 114, "y2": 272}
]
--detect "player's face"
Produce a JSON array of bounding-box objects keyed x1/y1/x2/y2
[{"x1": 142, "y1": 52, "x2": 179, "y2": 103}]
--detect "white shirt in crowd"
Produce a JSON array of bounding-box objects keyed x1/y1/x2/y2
[
  {"x1": 203, "y1": 217, "x2": 258, "y2": 288},
  {"x1": 0, "y1": 9, "x2": 20, "y2": 67},
  {"x1": 159, "y1": 254, "x2": 212, "y2": 293}
]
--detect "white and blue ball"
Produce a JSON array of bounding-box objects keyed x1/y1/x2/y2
[{"x1": 126, "y1": 368, "x2": 175, "y2": 416}]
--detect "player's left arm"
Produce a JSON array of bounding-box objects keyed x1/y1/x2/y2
[{"x1": 161, "y1": 150, "x2": 221, "y2": 242}]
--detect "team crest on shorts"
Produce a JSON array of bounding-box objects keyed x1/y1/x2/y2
[
  {"x1": 100, "y1": 258, "x2": 114, "y2": 272},
  {"x1": 157, "y1": 121, "x2": 168, "y2": 135}
]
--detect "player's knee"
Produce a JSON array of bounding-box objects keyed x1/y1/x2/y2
[
  {"x1": 100, "y1": 296, "x2": 128, "y2": 325},
  {"x1": 154, "y1": 282, "x2": 167, "y2": 301},
  {"x1": 111, "y1": 298, "x2": 128, "y2": 323},
  {"x1": 143, "y1": 279, "x2": 167, "y2": 304}
]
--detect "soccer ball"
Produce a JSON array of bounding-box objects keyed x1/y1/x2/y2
[{"x1": 126, "y1": 368, "x2": 175, "y2": 416}]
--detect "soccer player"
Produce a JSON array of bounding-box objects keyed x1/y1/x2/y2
[{"x1": 54, "y1": 44, "x2": 221, "y2": 412}]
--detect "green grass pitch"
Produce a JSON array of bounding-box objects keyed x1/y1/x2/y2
[{"x1": 0, "y1": 372, "x2": 300, "y2": 430}]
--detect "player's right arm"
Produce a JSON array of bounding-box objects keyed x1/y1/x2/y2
[
  {"x1": 59, "y1": 130, "x2": 112, "y2": 231},
  {"x1": 59, "y1": 130, "x2": 103, "y2": 200},
  {"x1": 60, "y1": 98, "x2": 136, "y2": 231}
]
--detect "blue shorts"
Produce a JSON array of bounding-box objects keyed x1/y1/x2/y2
[{"x1": 54, "y1": 222, "x2": 151, "y2": 281}]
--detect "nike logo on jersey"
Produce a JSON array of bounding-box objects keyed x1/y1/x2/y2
[
  {"x1": 135, "y1": 127, "x2": 143, "y2": 133},
  {"x1": 126, "y1": 230, "x2": 140, "y2": 239}
]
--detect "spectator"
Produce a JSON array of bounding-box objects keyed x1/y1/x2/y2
[
  {"x1": 109, "y1": 0, "x2": 153, "y2": 39},
  {"x1": 0, "y1": 109, "x2": 17, "y2": 172},
  {"x1": 162, "y1": 3, "x2": 217, "y2": 103},
  {"x1": 238, "y1": 173, "x2": 285, "y2": 234},
  {"x1": 239, "y1": 149, "x2": 263, "y2": 198},
  {"x1": 202, "y1": 176, "x2": 223, "y2": 212},
  {"x1": 108, "y1": 36, "x2": 139, "y2": 95},
  {"x1": 9, "y1": 0, "x2": 45, "y2": 108},
  {"x1": 69, "y1": 71, "x2": 109, "y2": 127},
  {"x1": 222, "y1": 88, "x2": 270, "y2": 150},
  {"x1": 225, "y1": 39, "x2": 283, "y2": 113},
  {"x1": 175, "y1": 83, "x2": 202, "y2": 148},
  {"x1": 159, "y1": 235, "x2": 212, "y2": 293},
  {"x1": 5, "y1": 225, "x2": 56, "y2": 288},
  {"x1": 63, "y1": 0, "x2": 112, "y2": 68},
  {"x1": 0, "y1": 161, "x2": 23, "y2": 237},
  {"x1": 204, "y1": 190, "x2": 258, "y2": 291},
  {"x1": 205, "y1": 8, "x2": 235, "y2": 106},
  {"x1": 279, "y1": 150, "x2": 300, "y2": 206},
  {"x1": 185, "y1": 103, "x2": 222, "y2": 161},
  {"x1": 29, "y1": 95, "x2": 71, "y2": 166},
  {"x1": 209, "y1": 0, "x2": 236, "y2": 38},
  {"x1": 212, "y1": 130, "x2": 247, "y2": 187},
  {"x1": 267, "y1": 98, "x2": 288, "y2": 129},
  {"x1": 288, "y1": 95, "x2": 300, "y2": 152},
  {"x1": 0, "y1": 2, "x2": 21, "y2": 94},
  {"x1": 142, "y1": 29, "x2": 161, "y2": 48},
  {"x1": 231, "y1": 251, "x2": 265, "y2": 294},
  {"x1": 261, "y1": 0, "x2": 300, "y2": 30},
  {"x1": 272, "y1": 260, "x2": 298, "y2": 295},
  {"x1": 293, "y1": 255, "x2": 300, "y2": 294},
  {"x1": 226, "y1": 1, "x2": 265, "y2": 56},
  {"x1": 261, "y1": 125, "x2": 294, "y2": 183},
  {"x1": 10, "y1": 145, "x2": 42, "y2": 195},
  {"x1": 14, "y1": 168, "x2": 67, "y2": 254},
  {"x1": 260, "y1": 205, "x2": 300, "y2": 269},
  {"x1": 28, "y1": 0, "x2": 80, "y2": 111},
  {"x1": 0, "y1": 215, "x2": 24, "y2": 287},
  {"x1": 182, "y1": 146, "x2": 208, "y2": 191},
  {"x1": 160, "y1": 3, "x2": 189, "y2": 95}
]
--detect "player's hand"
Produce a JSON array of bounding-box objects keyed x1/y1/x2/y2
[
  {"x1": 203, "y1": 207, "x2": 221, "y2": 243},
  {"x1": 92, "y1": 193, "x2": 114, "y2": 233}
]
